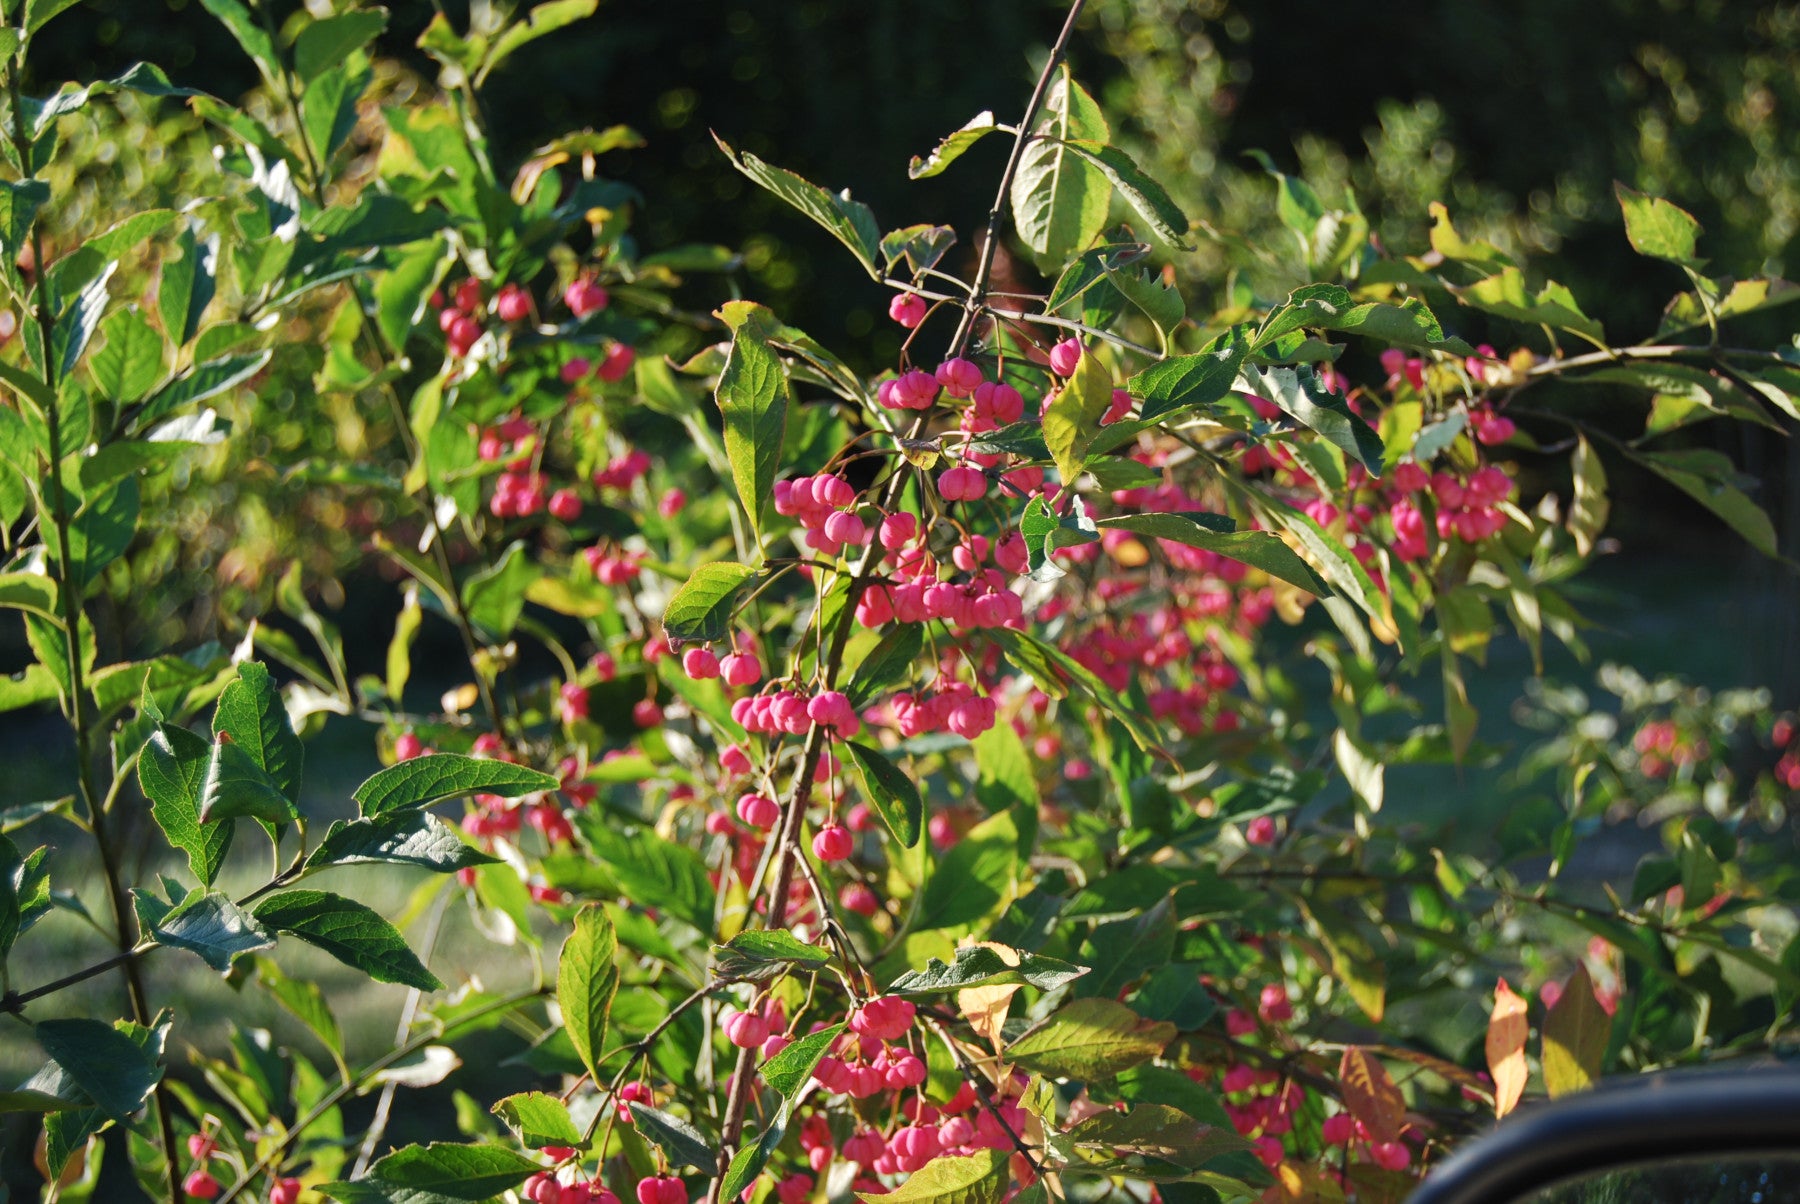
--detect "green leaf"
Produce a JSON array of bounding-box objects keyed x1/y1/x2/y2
[
  {"x1": 34, "y1": 1018, "x2": 162, "y2": 1123},
  {"x1": 253, "y1": 890, "x2": 443, "y2": 991},
  {"x1": 664, "y1": 562, "x2": 756, "y2": 644},
  {"x1": 1453, "y1": 267, "x2": 1603, "y2": 343},
  {"x1": 140, "y1": 719, "x2": 238, "y2": 878},
  {"x1": 629, "y1": 1102, "x2": 718, "y2": 1171},
  {"x1": 760, "y1": 1022, "x2": 844, "y2": 1099},
  {"x1": 158, "y1": 224, "x2": 217, "y2": 347},
  {"x1": 1569, "y1": 435, "x2": 1609, "y2": 558},
  {"x1": 988, "y1": 628, "x2": 1161, "y2": 752},
  {"x1": 1127, "y1": 329, "x2": 1247, "y2": 422},
  {"x1": 1043, "y1": 351, "x2": 1114, "y2": 485},
  {"x1": 1019, "y1": 493, "x2": 1098, "y2": 582},
  {"x1": 0, "y1": 834, "x2": 20, "y2": 958},
  {"x1": 461, "y1": 539, "x2": 541, "y2": 639},
  {"x1": 1063, "y1": 1103, "x2": 1249, "y2": 1179},
  {"x1": 915, "y1": 810, "x2": 1019, "y2": 933},
  {"x1": 1615, "y1": 182, "x2": 1703, "y2": 269},
  {"x1": 721, "y1": 1106, "x2": 788, "y2": 1204},
  {"x1": 213, "y1": 660, "x2": 304, "y2": 804},
  {"x1": 353, "y1": 752, "x2": 559, "y2": 817},
  {"x1": 845, "y1": 623, "x2": 923, "y2": 709},
  {"x1": 972, "y1": 719, "x2": 1037, "y2": 814},
  {"x1": 491, "y1": 1092, "x2": 584, "y2": 1150},
  {"x1": 1010, "y1": 68, "x2": 1110, "y2": 270},
  {"x1": 305, "y1": 812, "x2": 499, "y2": 874},
  {"x1": 1076, "y1": 895, "x2": 1177, "y2": 999},
  {"x1": 909, "y1": 111, "x2": 999, "y2": 180},
  {"x1": 198, "y1": 736, "x2": 303, "y2": 826},
  {"x1": 1542, "y1": 964, "x2": 1611, "y2": 1097},
  {"x1": 1334, "y1": 729, "x2": 1385, "y2": 812},
  {"x1": 294, "y1": 10, "x2": 388, "y2": 83},
  {"x1": 887, "y1": 944, "x2": 1087, "y2": 994},
  {"x1": 1061, "y1": 139, "x2": 1192, "y2": 250},
  {"x1": 1006, "y1": 998, "x2": 1175, "y2": 1081},
  {"x1": 321, "y1": 1142, "x2": 543, "y2": 1204},
  {"x1": 482, "y1": 0, "x2": 600, "y2": 81},
  {"x1": 0, "y1": 179, "x2": 48, "y2": 269},
  {"x1": 856, "y1": 1149, "x2": 1009, "y2": 1204},
  {"x1": 1095, "y1": 513, "x2": 1328, "y2": 596},
  {"x1": 138, "y1": 887, "x2": 273, "y2": 971},
  {"x1": 132, "y1": 351, "x2": 270, "y2": 432},
  {"x1": 713, "y1": 929, "x2": 833, "y2": 978},
  {"x1": 1628, "y1": 447, "x2": 1779, "y2": 559},
  {"x1": 1246, "y1": 364, "x2": 1384, "y2": 478},
  {"x1": 1104, "y1": 261, "x2": 1185, "y2": 342},
  {"x1": 843, "y1": 741, "x2": 923, "y2": 848},
  {"x1": 557, "y1": 904, "x2": 619, "y2": 1086},
  {"x1": 256, "y1": 958, "x2": 343, "y2": 1061},
  {"x1": 90, "y1": 307, "x2": 166, "y2": 403},
  {"x1": 714, "y1": 134, "x2": 881, "y2": 278},
  {"x1": 198, "y1": 0, "x2": 280, "y2": 80},
  {"x1": 55, "y1": 261, "x2": 114, "y2": 380},
  {"x1": 578, "y1": 818, "x2": 717, "y2": 934},
  {"x1": 715, "y1": 301, "x2": 791, "y2": 544},
  {"x1": 24, "y1": 0, "x2": 86, "y2": 35}
]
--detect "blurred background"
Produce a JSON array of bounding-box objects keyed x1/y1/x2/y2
[{"x1": 3, "y1": 0, "x2": 1799, "y2": 1180}]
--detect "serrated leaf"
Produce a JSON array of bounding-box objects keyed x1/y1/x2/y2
[
  {"x1": 198, "y1": 736, "x2": 302, "y2": 826},
  {"x1": 492, "y1": 1092, "x2": 584, "y2": 1150},
  {"x1": 253, "y1": 890, "x2": 443, "y2": 991},
  {"x1": 1453, "y1": 267, "x2": 1603, "y2": 342},
  {"x1": 139, "y1": 887, "x2": 273, "y2": 971},
  {"x1": 1076, "y1": 895, "x2": 1176, "y2": 999},
  {"x1": 321, "y1": 1141, "x2": 543, "y2": 1204},
  {"x1": 1615, "y1": 182, "x2": 1702, "y2": 268},
  {"x1": 664, "y1": 562, "x2": 756, "y2": 644},
  {"x1": 34, "y1": 1018, "x2": 161, "y2": 1124},
  {"x1": 1127, "y1": 329, "x2": 1247, "y2": 422},
  {"x1": 761, "y1": 1022, "x2": 844, "y2": 1099},
  {"x1": 1063, "y1": 1103, "x2": 1249, "y2": 1178},
  {"x1": 909, "y1": 111, "x2": 999, "y2": 179},
  {"x1": 1626, "y1": 446, "x2": 1778, "y2": 559},
  {"x1": 1246, "y1": 364, "x2": 1384, "y2": 478},
  {"x1": 857, "y1": 1150, "x2": 1009, "y2": 1204},
  {"x1": 1338, "y1": 1047, "x2": 1404, "y2": 1142},
  {"x1": 578, "y1": 818, "x2": 716, "y2": 933},
  {"x1": 887, "y1": 944, "x2": 1087, "y2": 994},
  {"x1": 213, "y1": 660, "x2": 303, "y2": 804},
  {"x1": 715, "y1": 301, "x2": 791, "y2": 544},
  {"x1": 1006, "y1": 998, "x2": 1173, "y2": 1081},
  {"x1": 721, "y1": 1106, "x2": 788, "y2": 1204},
  {"x1": 845, "y1": 623, "x2": 923, "y2": 709},
  {"x1": 843, "y1": 740, "x2": 923, "y2": 847},
  {"x1": 140, "y1": 720, "x2": 233, "y2": 884},
  {"x1": 1043, "y1": 352, "x2": 1114, "y2": 485},
  {"x1": 714, "y1": 134, "x2": 881, "y2": 278},
  {"x1": 557, "y1": 904, "x2": 619, "y2": 1086},
  {"x1": 305, "y1": 812, "x2": 499, "y2": 873},
  {"x1": 629, "y1": 1102, "x2": 718, "y2": 1171},
  {"x1": 1061, "y1": 139, "x2": 1191, "y2": 249},
  {"x1": 713, "y1": 929, "x2": 832, "y2": 978},
  {"x1": 1104, "y1": 261, "x2": 1184, "y2": 341},
  {"x1": 354, "y1": 753, "x2": 559, "y2": 816},
  {"x1": 1541, "y1": 963, "x2": 1610, "y2": 1097},
  {"x1": 294, "y1": 10, "x2": 388, "y2": 83},
  {"x1": 1009, "y1": 68, "x2": 1110, "y2": 269},
  {"x1": 1095, "y1": 513, "x2": 1328, "y2": 596}
]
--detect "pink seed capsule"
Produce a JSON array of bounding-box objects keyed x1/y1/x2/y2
[
  {"x1": 812, "y1": 824, "x2": 853, "y2": 862},
  {"x1": 888, "y1": 292, "x2": 927, "y2": 328},
  {"x1": 1048, "y1": 337, "x2": 1082, "y2": 376},
  {"x1": 682, "y1": 647, "x2": 721, "y2": 680},
  {"x1": 737, "y1": 793, "x2": 780, "y2": 830}
]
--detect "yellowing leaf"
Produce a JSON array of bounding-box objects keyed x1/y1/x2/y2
[
  {"x1": 1541, "y1": 964, "x2": 1610, "y2": 1098},
  {"x1": 1337, "y1": 1047, "x2": 1404, "y2": 1143},
  {"x1": 957, "y1": 941, "x2": 1023, "y2": 1052},
  {"x1": 1486, "y1": 978, "x2": 1529, "y2": 1119}
]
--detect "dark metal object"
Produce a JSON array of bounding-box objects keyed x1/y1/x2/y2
[{"x1": 1408, "y1": 1066, "x2": 1800, "y2": 1204}]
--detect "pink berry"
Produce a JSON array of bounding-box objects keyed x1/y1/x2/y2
[
  {"x1": 720, "y1": 652, "x2": 762, "y2": 688},
  {"x1": 566, "y1": 278, "x2": 610, "y2": 317},
  {"x1": 889, "y1": 292, "x2": 927, "y2": 328},
  {"x1": 270, "y1": 1179, "x2": 302, "y2": 1204},
  {"x1": 813, "y1": 824, "x2": 852, "y2": 862},
  {"x1": 183, "y1": 1169, "x2": 221, "y2": 1200},
  {"x1": 632, "y1": 699, "x2": 663, "y2": 728},
  {"x1": 841, "y1": 883, "x2": 879, "y2": 916},
  {"x1": 1048, "y1": 337, "x2": 1082, "y2": 376},
  {"x1": 737, "y1": 793, "x2": 780, "y2": 829},
  {"x1": 561, "y1": 357, "x2": 592, "y2": 384},
  {"x1": 549, "y1": 488, "x2": 583, "y2": 522},
  {"x1": 1245, "y1": 816, "x2": 1277, "y2": 846},
  {"x1": 683, "y1": 647, "x2": 721, "y2": 680},
  {"x1": 186, "y1": 1134, "x2": 216, "y2": 1161},
  {"x1": 935, "y1": 357, "x2": 984, "y2": 398},
  {"x1": 448, "y1": 315, "x2": 483, "y2": 357},
  {"x1": 1371, "y1": 1140, "x2": 1411, "y2": 1171},
  {"x1": 723, "y1": 1008, "x2": 771, "y2": 1048},
  {"x1": 659, "y1": 488, "x2": 687, "y2": 517},
  {"x1": 495, "y1": 284, "x2": 532, "y2": 324},
  {"x1": 597, "y1": 343, "x2": 636, "y2": 383}
]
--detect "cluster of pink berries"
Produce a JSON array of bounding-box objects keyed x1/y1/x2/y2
[
  {"x1": 773, "y1": 472, "x2": 872, "y2": 554},
  {"x1": 682, "y1": 644, "x2": 762, "y2": 687},
  {"x1": 180, "y1": 1132, "x2": 300, "y2": 1202},
  {"x1": 730, "y1": 687, "x2": 862, "y2": 738},
  {"x1": 1631, "y1": 718, "x2": 1708, "y2": 780},
  {"x1": 1386, "y1": 462, "x2": 1513, "y2": 559},
  {"x1": 885, "y1": 684, "x2": 998, "y2": 740}
]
